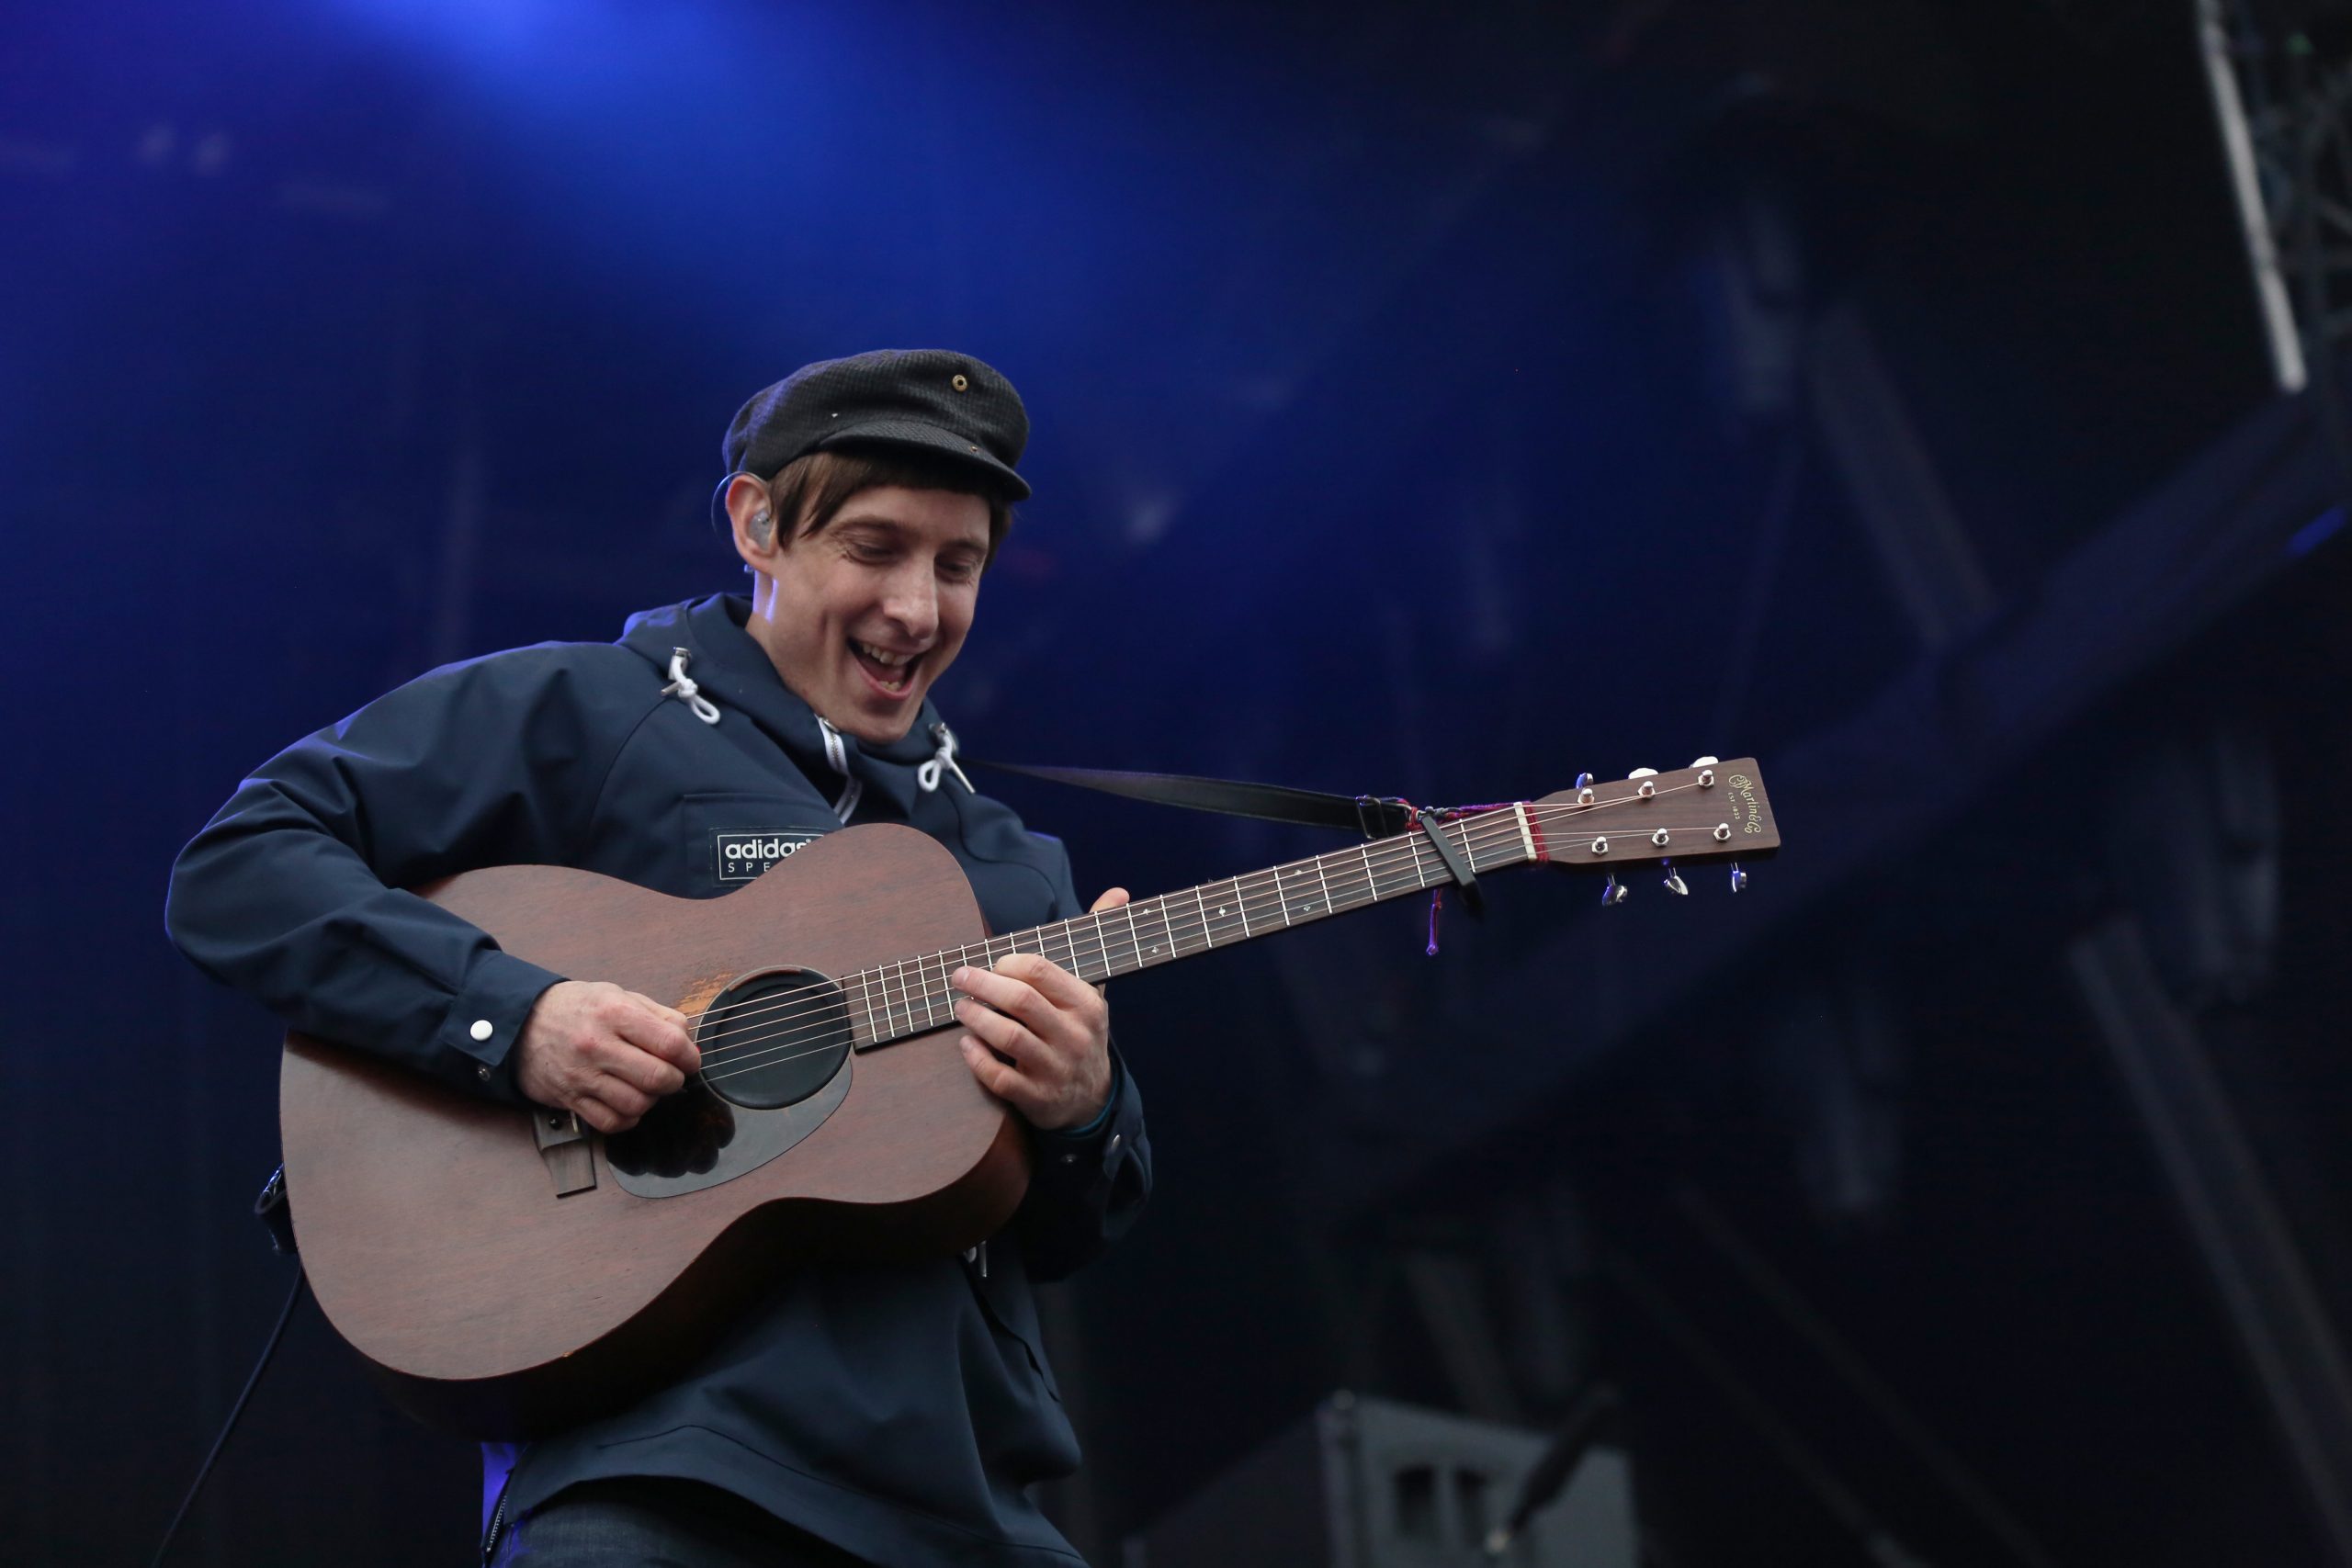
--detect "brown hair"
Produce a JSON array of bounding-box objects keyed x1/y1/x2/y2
[{"x1": 761, "y1": 446, "x2": 1017, "y2": 567}]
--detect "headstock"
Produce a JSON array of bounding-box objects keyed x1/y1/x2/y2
[{"x1": 1531, "y1": 757, "x2": 1780, "y2": 902}]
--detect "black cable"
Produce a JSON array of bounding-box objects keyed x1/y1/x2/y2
[{"x1": 150, "y1": 1265, "x2": 310, "y2": 1568}]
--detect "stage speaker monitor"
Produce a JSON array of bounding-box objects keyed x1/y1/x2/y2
[{"x1": 1125, "y1": 1392, "x2": 1634, "y2": 1568}]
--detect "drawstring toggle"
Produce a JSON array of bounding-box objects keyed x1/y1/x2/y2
[{"x1": 663, "y1": 649, "x2": 720, "y2": 726}]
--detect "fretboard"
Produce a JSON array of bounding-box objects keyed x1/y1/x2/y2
[{"x1": 846, "y1": 803, "x2": 1540, "y2": 1048}]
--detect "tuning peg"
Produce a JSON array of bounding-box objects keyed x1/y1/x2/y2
[
  {"x1": 1729, "y1": 863, "x2": 1748, "y2": 893},
  {"x1": 1627, "y1": 767, "x2": 1658, "y2": 779},
  {"x1": 1600, "y1": 874, "x2": 1627, "y2": 907},
  {"x1": 1691, "y1": 755, "x2": 1719, "y2": 767},
  {"x1": 1660, "y1": 858, "x2": 1689, "y2": 896}
]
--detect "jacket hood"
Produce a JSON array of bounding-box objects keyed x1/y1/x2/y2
[{"x1": 616, "y1": 595, "x2": 955, "y2": 818}]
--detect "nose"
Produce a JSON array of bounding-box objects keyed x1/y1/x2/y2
[{"x1": 879, "y1": 560, "x2": 938, "y2": 642}]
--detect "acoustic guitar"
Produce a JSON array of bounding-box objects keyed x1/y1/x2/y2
[{"x1": 279, "y1": 759, "x2": 1779, "y2": 1438}]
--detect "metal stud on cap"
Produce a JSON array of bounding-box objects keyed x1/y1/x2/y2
[{"x1": 951, "y1": 373, "x2": 969, "y2": 391}]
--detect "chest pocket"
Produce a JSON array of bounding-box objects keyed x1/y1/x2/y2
[{"x1": 681, "y1": 792, "x2": 840, "y2": 892}]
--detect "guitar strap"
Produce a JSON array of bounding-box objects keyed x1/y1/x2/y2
[{"x1": 958, "y1": 757, "x2": 1412, "y2": 837}]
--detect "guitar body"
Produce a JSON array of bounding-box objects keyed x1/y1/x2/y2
[{"x1": 279, "y1": 823, "x2": 1031, "y2": 1439}]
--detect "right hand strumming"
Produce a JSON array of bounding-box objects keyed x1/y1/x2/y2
[{"x1": 514, "y1": 979, "x2": 700, "y2": 1134}]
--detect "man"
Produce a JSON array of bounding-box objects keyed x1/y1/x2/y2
[{"x1": 165, "y1": 350, "x2": 1151, "y2": 1565}]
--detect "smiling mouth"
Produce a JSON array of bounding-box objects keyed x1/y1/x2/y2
[{"x1": 849, "y1": 638, "x2": 923, "y2": 695}]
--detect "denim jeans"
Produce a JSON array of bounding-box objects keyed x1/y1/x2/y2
[{"x1": 490, "y1": 1476, "x2": 872, "y2": 1567}]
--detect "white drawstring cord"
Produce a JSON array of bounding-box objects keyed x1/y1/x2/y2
[
  {"x1": 814, "y1": 716, "x2": 864, "y2": 823},
  {"x1": 918, "y1": 722, "x2": 976, "y2": 795},
  {"x1": 662, "y1": 649, "x2": 720, "y2": 726}
]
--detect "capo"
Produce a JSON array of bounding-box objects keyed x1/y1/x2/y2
[{"x1": 1416, "y1": 807, "x2": 1486, "y2": 919}]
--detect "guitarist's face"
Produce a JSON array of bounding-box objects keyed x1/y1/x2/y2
[{"x1": 745, "y1": 483, "x2": 993, "y2": 744}]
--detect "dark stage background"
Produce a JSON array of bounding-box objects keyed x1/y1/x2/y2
[{"x1": 7, "y1": 2, "x2": 2352, "y2": 1564}]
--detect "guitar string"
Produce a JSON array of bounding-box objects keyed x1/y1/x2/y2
[
  {"x1": 684, "y1": 807, "x2": 1502, "y2": 1059},
  {"x1": 682, "y1": 784, "x2": 1731, "y2": 1069},
  {"x1": 693, "y1": 789, "x2": 1748, "y2": 1089},
  {"x1": 679, "y1": 792, "x2": 1621, "y2": 1061},
  {"x1": 680, "y1": 785, "x2": 1734, "y2": 1065},
  {"x1": 685, "y1": 786, "x2": 1743, "y2": 1083},
  {"x1": 694, "y1": 819, "x2": 1508, "y2": 1088}
]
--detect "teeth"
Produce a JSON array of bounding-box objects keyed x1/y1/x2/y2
[{"x1": 853, "y1": 641, "x2": 915, "y2": 669}]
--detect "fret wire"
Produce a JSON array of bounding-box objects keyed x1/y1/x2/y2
[
  {"x1": 1314, "y1": 855, "x2": 1336, "y2": 913},
  {"x1": 1273, "y1": 869, "x2": 1294, "y2": 925},
  {"x1": 1232, "y1": 877, "x2": 1252, "y2": 938},
  {"x1": 1193, "y1": 885, "x2": 1215, "y2": 949},
  {"x1": 1119, "y1": 903, "x2": 1146, "y2": 972}
]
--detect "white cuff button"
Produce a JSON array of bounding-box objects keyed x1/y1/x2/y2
[{"x1": 469, "y1": 1019, "x2": 494, "y2": 1042}]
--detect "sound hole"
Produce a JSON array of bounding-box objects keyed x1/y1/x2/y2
[{"x1": 698, "y1": 967, "x2": 853, "y2": 1111}]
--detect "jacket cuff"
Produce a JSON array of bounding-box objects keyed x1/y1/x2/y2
[
  {"x1": 436, "y1": 950, "x2": 565, "y2": 1103},
  {"x1": 1034, "y1": 1049, "x2": 1136, "y2": 1177}
]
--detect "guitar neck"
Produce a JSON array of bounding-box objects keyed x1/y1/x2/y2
[{"x1": 849, "y1": 805, "x2": 1541, "y2": 1048}]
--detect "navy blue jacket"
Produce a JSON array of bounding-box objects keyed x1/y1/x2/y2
[{"x1": 165, "y1": 594, "x2": 1151, "y2": 1565}]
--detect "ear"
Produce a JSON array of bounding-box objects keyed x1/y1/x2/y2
[{"x1": 724, "y1": 472, "x2": 782, "y2": 577}]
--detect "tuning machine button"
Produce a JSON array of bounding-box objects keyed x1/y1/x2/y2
[
  {"x1": 1691, "y1": 755, "x2": 1719, "y2": 767},
  {"x1": 1661, "y1": 858, "x2": 1689, "y2": 896},
  {"x1": 1600, "y1": 874, "x2": 1628, "y2": 907},
  {"x1": 1729, "y1": 863, "x2": 1748, "y2": 893},
  {"x1": 1575, "y1": 771, "x2": 1595, "y2": 806}
]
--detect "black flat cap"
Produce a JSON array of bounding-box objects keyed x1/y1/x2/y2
[{"x1": 722, "y1": 349, "x2": 1031, "y2": 501}]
